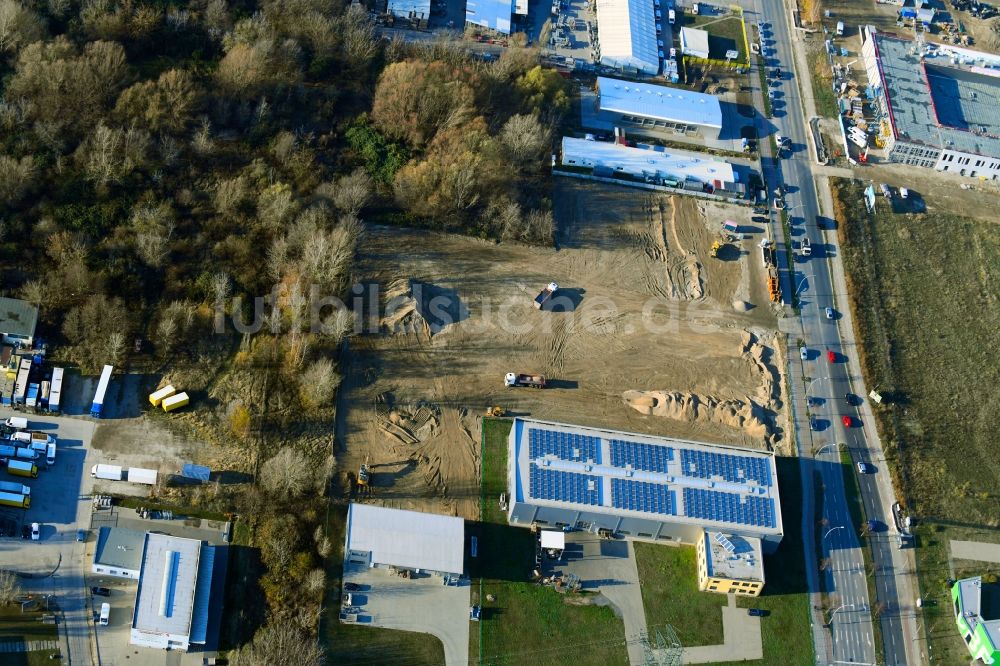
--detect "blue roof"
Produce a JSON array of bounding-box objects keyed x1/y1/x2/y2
[
  {"x1": 189, "y1": 545, "x2": 215, "y2": 645},
  {"x1": 465, "y1": 0, "x2": 514, "y2": 34},
  {"x1": 181, "y1": 464, "x2": 211, "y2": 482},
  {"x1": 597, "y1": 76, "x2": 723, "y2": 129},
  {"x1": 510, "y1": 418, "x2": 782, "y2": 535}
]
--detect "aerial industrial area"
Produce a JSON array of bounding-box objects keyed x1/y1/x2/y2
[{"x1": 2, "y1": 0, "x2": 1000, "y2": 664}]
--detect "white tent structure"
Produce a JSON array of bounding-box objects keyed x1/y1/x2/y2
[{"x1": 596, "y1": 0, "x2": 661, "y2": 75}]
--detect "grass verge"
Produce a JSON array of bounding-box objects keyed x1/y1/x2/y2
[
  {"x1": 475, "y1": 418, "x2": 627, "y2": 666},
  {"x1": 320, "y1": 503, "x2": 446, "y2": 666},
  {"x1": 0, "y1": 605, "x2": 59, "y2": 665},
  {"x1": 805, "y1": 43, "x2": 838, "y2": 118}
]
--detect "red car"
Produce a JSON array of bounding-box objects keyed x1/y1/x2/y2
[
  {"x1": 827, "y1": 350, "x2": 836, "y2": 363},
  {"x1": 842, "y1": 415, "x2": 854, "y2": 427}
]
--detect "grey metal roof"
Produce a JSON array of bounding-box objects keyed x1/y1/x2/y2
[
  {"x1": 561, "y1": 136, "x2": 735, "y2": 184},
  {"x1": 597, "y1": 77, "x2": 723, "y2": 128},
  {"x1": 346, "y1": 503, "x2": 465, "y2": 574},
  {"x1": 874, "y1": 33, "x2": 1000, "y2": 157},
  {"x1": 94, "y1": 527, "x2": 145, "y2": 572},
  {"x1": 0, "y1": 297, "x2": 38, "y2": 338},
  {"x1": 132, "y1": 532, "x2": 202, "y2": 638}
]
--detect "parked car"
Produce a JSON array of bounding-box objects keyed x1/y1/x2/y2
[
  {"x1": 344, "y1": 582, "x2": 362, "y2": 591},
  {"x1": 77, "y1": 529, "x2": 87, "y2": 542},
  {"x1": 748, "y1": 608, "x2": 768, "y2": 617},
  {"x1": 21, "y1": 524, "x2": 31, "y2": 540},
  {"x1": 30, "y1": 522, "x2": 39, "y2": 540},
  {"x1": 799, "y1": 346, "x2": 808, "y2": 361},
  {"x1": 91, "y1": 587, "x2": 111, "y2": 597}
]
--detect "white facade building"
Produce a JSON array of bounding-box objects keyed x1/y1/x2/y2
[
  {"x1": 344, "y1": 503, "x2": 465, "y2": 577},
  {"x1": 92, "y1": 527, "x2": 144, "y2": 580},
  {"x1": 596, "y1": 76, "x2": 723, "y2": 136},
  {"x1": 680, "y1": 27, "x2": 710, "y2": 59}
]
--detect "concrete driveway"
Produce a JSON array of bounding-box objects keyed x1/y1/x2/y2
[
  {"x1": 343, "y1": 564, "x2": 471, "y2": 666},
  {"x1": 556, "y1": 533, "x2": 646, "y2": 666}
]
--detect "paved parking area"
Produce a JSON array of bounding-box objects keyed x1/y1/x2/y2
[
  {"x1": 951, "y1": 540, "x2": 1000, "y2": 564},
  {"x1": 342, "y1": 564, "x2": 471, "y2": 666}
]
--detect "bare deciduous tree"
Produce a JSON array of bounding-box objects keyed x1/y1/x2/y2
[
  {"x1": 329, "y1": 168, "x2": 372, "y2": 217},
  {"x1": 299, "y1": 357, "x2": 339, "y2": 409},
  {"x1": 214, "y1": 175, "x2": 248, "y2": 216},
  {"x1": 0, "y1": 0, "x2": 43, "y2": 56},
  {"x1": 80, "y1": 122, "x2": 150, "y2": 187},
  {"x1": 18, "y1": 279, "x2": 44, "y2": 308},
  {"x1": 229, "y1": 623, "x2": 324, "y2": 666},
  {"x1": 304, "y1": 568, "x2": 325, "y2": 594},
  {"x1": 259, "y1": 446, "x2": 312, "y2": 498},
  {"x1": 500, "y1": 113, "x2": 550, "y2": 166},
  {"x1": 106, "y1": 330, "x2": 126, "y2": 366},
  {"x1": 0, "y1": 154, "x2": 36, "y2": 205}
]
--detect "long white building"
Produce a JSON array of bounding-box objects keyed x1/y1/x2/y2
[
  {"x1": 863, "y1": 26, "x2": 1000, "y2": 179},
  {"x1": 507, "y1": 418, "x2": 783, "y2": 552},
  {"x1": 596, "y1": 0, "x2": 661, "y2": 74},
  {"x1": 596, "y1": 76, "x2": 723, "y2": 137}
]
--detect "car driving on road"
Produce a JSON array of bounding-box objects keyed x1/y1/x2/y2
[{"x1": 825, "y1": 307, "x2": 835, "y2": 319}]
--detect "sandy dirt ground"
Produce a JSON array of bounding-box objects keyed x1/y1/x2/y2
[{"x1": 337, "y1": 181, "x2": 790, "y2": 520}]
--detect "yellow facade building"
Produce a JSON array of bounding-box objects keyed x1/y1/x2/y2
[{"x1": 696, "y1": 531, "x2": 765, "y2": 597}]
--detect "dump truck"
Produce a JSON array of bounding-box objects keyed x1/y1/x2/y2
[
  {"x1": 149, "y1": 385, "x2": 177, "y2": 407},
  {"x1": 90, "y1": 365, "x2": 114, "y2": 418},
  {"x1": 127, "y1": 468, "x2": 158, "y2": 485},
  {"x1": 91, "y1": 464, "x2": 123, "y2": 481},
  {"x1": 47, "y1": 367, "x2": 63, "y2": 413},
  {"x1": 504, "y1": 373, "x2": 547, "y2": 389},
  {"x1": 0, "y1": 480, "x2": 29, "y2": 495},
  {"x1": 0, "y1": 491, "x2": 29, "y2": 509},
  {"x1": 767, "y1": 266, "x2": 781, "y2": 303},
  {"x1": 7, "y1": 459, "x2": 38, "y2": 478},
  {"x1": 760, "y1": 239, "x2": 776, "y2": 268},
  {"x1": 161, "y1": 392, "x2": 189, "y2": 412},
  {"x1": 12, "y1": 431, "x2": 55, "y2": 447},
  {"x1": 533, "y1": 282, "x2": 559, "y2": 309}
]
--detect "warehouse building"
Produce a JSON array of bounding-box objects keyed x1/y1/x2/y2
[
  {"x1": 696, "y1": 531, "x2": 765, "y2": 596},
  {"x1": 595, "y1": 0, "x2": 661, "y2": 75},
  {"x1": 0, "y1": 297, "x2": 38, "y2": 348},
  {"x1": 596, "y1": 76, "x2": 723, "y2": 137},
  {"x1": 130, "y1": 533, "x2": 217, "y2": 651},
  {"x1": 344, "y1": 503, "x2": 465, "y2": 578},
  {"x1": 862, "y1": 26, "x2": 1000, "y2": 179},
  {"x1": 466, "y1": 0, "x2": 523, "y2": 34},
  {"x1": 506, "y1": 418, "x2": 783, "y2": 553},
  {"x1": 952, "y1": 576, "x2": 1000, "y2": 664},
  {"x1": 93, "y1": 527, "x2": 145, "y2": 579},
  {"x1": 560, "y1": 136, "x2": 743, "y2": 193},
  {"x1": 680, "y1": 27, "x2": 710, "y2": 59}
]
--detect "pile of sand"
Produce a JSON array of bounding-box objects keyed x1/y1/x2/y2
[
  {"x1": 380, "y1": 278, "x2": 466, "y2": 336},
  {"x1": 622, "y1": 390, "x2": 770, "y2": 440}
]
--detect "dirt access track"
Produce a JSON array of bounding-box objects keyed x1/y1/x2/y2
[{"x1": 337, "y1": 180, "x2": 789, "y2": 519}]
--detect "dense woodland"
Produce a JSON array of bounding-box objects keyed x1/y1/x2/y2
[{"x1": 0, "y1": 0, "x2": 568, "y2": 661}]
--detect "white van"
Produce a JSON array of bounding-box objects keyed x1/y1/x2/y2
[
  {"x1": 99, "y1": 603, "x2": 110, "y2": 626},
  {"x1": 836, "y1": 21, "x2": 844, "y2": 36},
  {"x1": 46, "y1": 442, "x2": 56, "y2": 466},
  {"x1": 4, "y1": 417, "x2": 28, "y2": 430},
  {"x1": 692, "y1": 2, "x2": 699, "y2": 15}
]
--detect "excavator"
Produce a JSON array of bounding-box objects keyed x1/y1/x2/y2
[{"x1": 485, "y1": 406, "x2": 506, "y2": 417}]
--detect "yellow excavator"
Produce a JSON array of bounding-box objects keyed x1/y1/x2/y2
[
  {"x1": 485, "y1": 406, "x2": 506, "y2": 417},
  {"x1": 710, "y1": 241, "x2": 722, "y2": 258}
]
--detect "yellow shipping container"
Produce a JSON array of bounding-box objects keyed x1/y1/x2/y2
[
  {"x1": 162, "y1": 392, "x2": 190, "y2": 412},
  {"x1": 149, "y1": 385, "x2": 177, "y2": 407}
]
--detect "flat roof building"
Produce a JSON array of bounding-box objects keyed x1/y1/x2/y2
[
  {"x1": 596, "y1": 77, "x2": 723, "y2": 136},
  {"x1": 130, "y1": 533, "x2": 216, "y2": 651},
  {"x1": 953, "y1": 576, "x2": 1000, "y2": 664},
  {"x1": 344, "y1": 503, "x2": 465, "y2": 577},
  {"x1": 595, "y1": 0, "x2": 661, "y2": 75},
  {"x1": 93, "y1": 527, "x2": 145, "y2": 579},
  {"x1": 680, "y1": 27, "x2": 710, "y2": 60},
  {"x1": 863, "y1": 26, "x2": 1000, "y2": 179},
  {"x1": 0, "y1": 297, "x2": 38, "y2": 348},
  {"x1": 696, "y1": 531, "x2": 765, "y2": 596},
  {"x1": 507, "y1": 418, "x2": 783, "y2": 552},
  {"x1": 561, "y1": 137, "x2": 740, "y2": 191}
]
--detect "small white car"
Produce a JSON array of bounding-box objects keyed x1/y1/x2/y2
[
  {"x1": 825, "y1": 307, "x2": 835, "y2": 319},
  {"x1": 31, "y1": 522, "x2": 40, "y2": 540},
  {"x1": 799, "y1": 347, "x2": 808, "y2": 361},
  {"x1": 857, "y1": 461, "x2": 870, "y2": 474}
]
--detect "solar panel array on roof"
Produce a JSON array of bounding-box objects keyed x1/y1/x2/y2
[
  {"x1": 611, "y1": 478, "x2": 677, "y2": 515},
  {"x1": 680, "y1": 449, "x2": 772, "y2": 486},
  {"x1": 609, "y1": 439, "x2": 674, "y2": 473},
  {"x1": 714, "y1": 532, "x2": 736, "y2": 553},
  {"x1": 530, "y1": 464, "x2": 602, "y2": 505},
  {"x1": 683, "y1": 488, "x2": 776, "y2": 528},
  {"x1": 528, "y1": 428, "x2": 601, "y2": 463}
]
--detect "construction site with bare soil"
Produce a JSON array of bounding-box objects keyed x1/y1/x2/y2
[{"x1": 335, "y1": 180, "x2": 791, "y2": 520}]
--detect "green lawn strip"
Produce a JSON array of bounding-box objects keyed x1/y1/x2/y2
[
  {"x1": 634, "y1": 542, "x2": 725, "y2": 646},
  {"x1": 320, "y1": 504, "x2": 446, "y2": 666},
  {"x1": 805, "y1": 44, "x2": 838, "y2": 118},
  {"x1": 686, "y1": 15, "x2": 750, "y2": 64},
  {"x1": 0, "y1": 605, "x2": 58, "y2": 643},
  {"x1": 475, "y1": 418, "x2": 627, "y2": 666}
]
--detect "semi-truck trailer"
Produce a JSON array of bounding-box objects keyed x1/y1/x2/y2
[
  {"x1": 47, "y1": 367, "x2": 64, "y2": 413},
  {"x1": 7, "y1": 459, "x2": 38, "y2": 478},
  {"x1": 91, "y1": 365, "x2": 114, "y2": 418},
  {"x1": 25, "y1": 383, "x2": 39, "y2": 409},
  {"x1": 91, "y1": 464, "x2": 123, "y2": 481},
  {"x1": 12, "y1": 357, "x2": 32, "y2": 407},
  {"x1": 0, "y1": 491, "x2": 29, "y2": 509},
  {"x1": 0, "y1": 480, "x2": 30, "y2": 495},
  {"x1": 126, "y1": 468, "x2": 158, "y2": 485}
]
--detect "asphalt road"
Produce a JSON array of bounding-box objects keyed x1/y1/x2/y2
[{"x1": 745, "y1": 1, "x2": 915, "y2": 664}]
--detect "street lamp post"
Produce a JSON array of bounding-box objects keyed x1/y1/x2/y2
[
  {"x1": 823, "y1": 525, "x2": 844, "y2": 542},
  {"x1": 814, "y1": 442, "x2": 844, "y2": 457},
  {"x1": 794, "y1": 275, "x2": 809, "y2": 297},
  {"x1": 824, "y1": 602, "x2": 858, "y2": 628}
]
